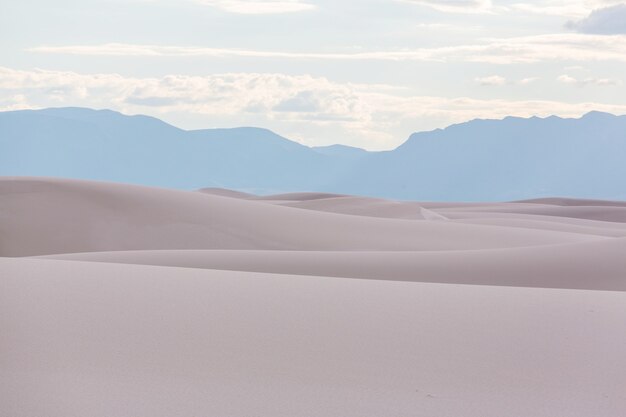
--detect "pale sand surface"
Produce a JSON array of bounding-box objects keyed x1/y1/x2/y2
[
  {"x1": 3, "y1": 177, "x2": 626, "y2": 416},
  {"x1": 2, "y1": 257, "x2": 626, "y2": 417}
]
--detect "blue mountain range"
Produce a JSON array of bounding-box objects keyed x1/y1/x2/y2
[{"x1": 1, "y1": 107, "x2": 625, "y2": 201}]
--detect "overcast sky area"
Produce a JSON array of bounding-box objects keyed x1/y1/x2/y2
[{"x1": 2, "y1": 0, "x2": 626, "y2": 149}]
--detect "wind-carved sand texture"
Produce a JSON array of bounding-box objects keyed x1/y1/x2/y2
[{"x1": 2, "y1": 177, "x2": 626, "y2": 416}]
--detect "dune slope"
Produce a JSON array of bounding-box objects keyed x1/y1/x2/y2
[
  {"x1": 2, "y1": 257, "x2": 626, "y2": 417},
  {"x1": 39, "y1": 236, "x2": 626, "y2": 291},
  {"x1": 0, "y1": 177, "x2": 603, "y2": 257}
]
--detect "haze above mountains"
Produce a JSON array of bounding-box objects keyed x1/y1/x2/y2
[{"x1": 2, "y1": 107, "x2": 625, "y2": 201}]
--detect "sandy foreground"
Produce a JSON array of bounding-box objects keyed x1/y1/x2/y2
[{"x1": 2, "y1": 177, "x2": 626, "y2": 416}]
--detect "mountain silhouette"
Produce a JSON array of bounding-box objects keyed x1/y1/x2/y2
[{"x1": 2, "y1": 107, "x2": 625, "y2": 201}]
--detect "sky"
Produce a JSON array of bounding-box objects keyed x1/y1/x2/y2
[{"x1": 1, "y1": 0, "x2": 626, "y2": 149}]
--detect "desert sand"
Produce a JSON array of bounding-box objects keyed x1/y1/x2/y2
[{"x1": 2, "y1": 176, "x2": 626, "y2": 416}]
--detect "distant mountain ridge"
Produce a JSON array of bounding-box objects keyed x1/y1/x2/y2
[
  {"x1": 1, "y1": 107, "x2": 626, "y2": 201},
  {"x1": 0, "y1": 107, "x2": 340, "y2": 193}
]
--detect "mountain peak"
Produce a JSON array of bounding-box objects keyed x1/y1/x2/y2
[{"x1": 582, "y1": 110, "x2": 617, "y2": 119}]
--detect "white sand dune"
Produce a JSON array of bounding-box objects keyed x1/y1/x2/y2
[
  {"x1": 438, "y1": 203, "x2": 626, "y2": 223},
  {"x1": 261, "y1": 194, "x2": 626, "y2": 235},
  {"x1": 253, "y1": 191, "x2": 350, "y2": 201},
  {"x1": 39, "y1": 236, "x2": 626, "y2": 290},
  {"x1": 519, "y1": 197, "x2": 626, "y2": 207},
  {"x1": 215, "y1": 189, "x2": 626, "y2": 228},
  {"x1": 197, "y1": 187, "x2": 256, "y2": 199},
  {"x1": 2, "y1": 257, "x2": 626, "y2": 417},
  {"x1": 449, "y1": 217, "x2": 626, "y2": 237},
  {"x1": 273, "y1": 196, "x2": 445, "y2": 220},
  {"x1": 3, "y1": 176, "x2": 626, "y2": 416},
  {"x1": 0, "y1": 177, "x2": 602, "y2": 257}
]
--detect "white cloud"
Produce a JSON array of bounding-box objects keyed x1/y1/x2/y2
[
  {"x1": 567, "y1": 3, "x2": 626, "y2": 34},
  {"x1": 509, "y1": 0, "x2": 626, "y2": 18},
  {"x1": 564, "y1": 65, "x2": 587, "y2": 71},
  {"x1": 518, "y1": 77, "x2": 539, "y2": 84},
  {"x1": 2, "y1": 66, "x2": 626, "y2": 149},
  {"x1": 399, "y1": 0, "x2": 494, "y2": 14},
  {"x1": 414, "y1": 23, "x2": 455, "y2": 29},
  {"x1": 510, "y1": 2, "x2": 590, "y2": 18},
  {"x1": 28, "y1": 33, "x2": 626, "y2": 64},
  {"x1": 193, "y1": 0, "x2": 315, "y2": 14},
  {"x1": 585, "y1": 0, "x2": 626, "y2": 8},
  {"x1": 557, "y1": 73, "x2": 622, "y2": 86},
  {"x1": 557, "y1": 74, "x2": 579, "y2": 84},
  {"x1": 475, "y1": 75, "x2": 506, "y2": 85}
]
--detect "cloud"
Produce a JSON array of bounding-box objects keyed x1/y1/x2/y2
[
  {"x1": 0, "y1": 67, "x2": 381, "y2": 144},
  {"x1": 510, "y1": 2, "x2": 590, "y2": 18},
  {"x1": 509, "y1": 1, "x2": 625, "y2": 18},
  {"x1": 125, "y1": 95, "x2": 180, "y2": 106},
  {"x1": 567, "y1": 3, "x2": 626, "y2": 34},
  {"x1": 557, "y1": 74, "x2": 579, "y2": 84},
  {"x1": 399, "y1": 0, "x2": 494, "y2": 14},
  {"x1": 273, "y1": 91, "x2": 320, "y2": 112},
  {"x1": 28, "y1": 33, "x2": 626, "y2": 64},
  {"x1": 2, "y1": 66, "x2": 626, "y2": 149},
  {"x1": 557, "y1": 74, "x2": 622, "y2": 86},
  {"x1": 475, "y1": 75, "x2": 506, "y2": 85},
  {"x1": 193, "y1": 0, "x2": 315, "y2": 14},
  {"x1": 564, "y1": 65, "x2": 587, "y2": 71},
  {"x1": 518, "y1": 77, "x2": 539, "y2": 84}
]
